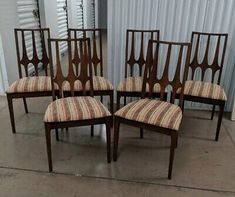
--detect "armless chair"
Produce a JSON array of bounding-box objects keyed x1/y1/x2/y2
[
  {"x1": 183, "y1": 32, "x2": 228, "y2": 141},
  {"x1": 114, "y1": 40, "x2": 191, "y2": 179},
  {"x1": 6, "y1": 28, "x2": 51, "y2": 133},
  {"x1": 43, "y1": 38, "x2": 112, "y2": 172},
  {"x1": 68, "y1": 29, "x2": 113, "y2": 114},
  {"x1": 116, "y1": 29, "x2": 160, "y2": 110}
]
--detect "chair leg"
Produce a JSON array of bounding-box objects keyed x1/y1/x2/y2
[
  {"x1": 113, "y1": 117, "x2": 120, "y2": 161},
  {"x1": 45, "y1": 124, "x2": 53, "y2": 172},
  {"x1": 23, "y1": 98, "x2": 28, "y2": 114},
  {"x1": 7, "y1": 95, "x2": 16, "y2": 133},
  {"x1": 105, "y1": 119, "x2": 111, "y2": 163},
  {"x1": 110, "y1": 91, "x2": 114, "y2": 115},
  {"x1": 215, "y1": 103, "x2": 224, "y2": 141},
  {"x1": 168, "y1": 131, "x2": 177, "y2": 179},
  {"x1": 116, "y1": 92, "x2": 121, "y2": 111},
  {"x1": 140, "y1": 128, "x2": 144, "y2": 138},
  {"x1": 124, "y1": 96, "x2": 127, "y2": 105},
  {"x1": 211, "y1": 105, "x2": 216, "y2": 120},
  {"x1": 100, "y1": 95, "x2": 103, "y2": 103},
  {"x1": 55, "y1": 129, "x2": 59, "y2": 141},
  {"x1": 91, "y1": 125, "x2": 94, "y2": 137},
  {"x1": 182, "y1": 99, "x2": 185, "y2": 114}
]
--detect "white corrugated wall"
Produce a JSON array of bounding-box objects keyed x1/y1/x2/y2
[{"x1": 108, "y1": 0, "x2": 235, "y2": 111}]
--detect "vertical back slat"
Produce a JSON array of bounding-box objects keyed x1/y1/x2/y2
[
  {"x1": 190, "y1": 32, "x2": 228, "y2": 84},
  {"x1": 68, "y1": 28, "x2": 103, "y2": 77},
  {"x1": 14, "y1": 28, "x2": 50, "y2": 78},
  {"x1": 143, "y1": 40, "x2": 191, "y2": 108},
  {"x1": 125, "y1": 29, "x2": 160, "y2": 78}
]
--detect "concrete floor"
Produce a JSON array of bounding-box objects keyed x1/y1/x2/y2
[{"x1": 0, "y1": 96, "x2": 235, "y2": 196}]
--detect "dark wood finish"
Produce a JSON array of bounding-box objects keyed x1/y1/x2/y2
[
  {"x1": 7, "y1": 28, "x2": 51, "y2": 133},
  {"x1": 45, "y1": 38, "x2": 112, "y2": 172},
  {"x1": 117, "y1": 29, "x2": 161, "y2": 138},
  {"x1": 184, "y1": 32, "x2": 228, "y2": 141},
  {"x1": 117, "y1": 29, "x2": 160, "y2": 109},
  {"x1": 68, "y1": 28, "x2": 113, "y2": 115},
  {"x1": 114, "y1": 40, "x2": 192, "y2": 179}
]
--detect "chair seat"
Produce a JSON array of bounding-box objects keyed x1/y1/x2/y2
[
  {"x1": 44, "y1": 96, "x2": 111, "y2": 123},
  {"x1": 63, "y1": 76, "x2": 113, "y2": 92},
  {"x1": 184, "y1": 80, "x2": 227, "y2": 101},
  {"x1": 6, "y1": 76, "x2": 53, "y2": 93},
  {"x1": 115, "y1": 99, "x2": 182, "y2": 131},
  {"x1": 117, "y1": 76, "x2": 161, "y2": 93}
]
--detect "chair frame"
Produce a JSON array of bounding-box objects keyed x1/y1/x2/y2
[
  {"x1": 116, "y1": 29, "x2": 161, "y2": 109},
  {"x1": 7, "y1": 28, "x2": 51, "y2": 133},
  {"x1": 113, "y1": 40, "x2": 192, "y2": 179},
  {"x1": 44, "y1": 38, "x2": 112, "y2": 172},
  {"x1": 183, "y1": 32, "x2": 228, "y2": 141}
]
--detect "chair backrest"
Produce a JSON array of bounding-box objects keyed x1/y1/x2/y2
[
  {"x1": 48, "y1": 38, "x2": 93, "y2": 100},
  {"x1": 14, "y1": 28, "x2": 50, "y2": 77},
  {"x1": 189, "y1": 32, "x2": 228, "y2": 84},
  {"x1": 125, "y1": 29, "x2": 160, "y2": 78},
  {"x1": 142, "y1": 40, "x2": 191, "y2": 108},
  {"x1": 68, "y1": 28, "x2": 103, "y2": 76}
]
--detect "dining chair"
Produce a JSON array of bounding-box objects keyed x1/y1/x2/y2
[
  {"x1": 6, "y1": 28, "x2": 52, "y2": 133},
  {"x1": 113, "y1": 40, "x2": 192, "y2": 179},
  {"x1": 117, "y1": 29, "x2": 161, "y2": 139},
  {"x1": 116, "y1": 29, "x2": 160, "y2": 110},
  {"x1": 43, "y1": 38, "x2": 112, "y2": 172},
  {"x1": 68, "y1": 28, "x2": 113, "y2": 113},
  {"x1": 68, "y1": 28, "x2": 114, "y2": 137},
  {"x1": 182, "y1": 32, "x2": 228, "y2": 141}
]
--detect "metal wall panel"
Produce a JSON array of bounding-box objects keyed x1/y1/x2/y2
[
  {"x1": 108, "y1": 0, "x2": 235, "y2": 111},
  {"x1": 76, "y1": 0, "x2": 84, "y2": 29},
  {"x1": 57, "y1": 0, "x2": 68, "y2": 53}
]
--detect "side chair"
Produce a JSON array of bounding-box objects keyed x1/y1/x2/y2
[
  {"x1": 43, "y1": 38, "x2": 112, "y2": 172},
  {"x1": 116, "y1": 29, "x2": 160, "y2": 110},
  {"x1": 182, "y1": 32, "x2": 228, "y2": 141},
  {"x1": 113, "y1": 40, "x2": 192, "y2": 179},
  {"x1": 6, "y1": 28, "x2": 52, "y2": 133},
  {"x1": 68, "y1": 28, "x2": 114, "y2": 137},
  {"x1": 68, "y1": 28, "x2": 113, "y2": 113}
]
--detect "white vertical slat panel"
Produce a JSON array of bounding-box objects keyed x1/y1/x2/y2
[
  {"x1": 17, "y1": 0, "x2": 42, "y2": 74},
  {"x1": 0, "y1": 34, "x2": 9, "y2": 94},
  {"x1": 84, "y1": 0, "x2": 95, "y2": 29},
  {"x1": 57, "y1": 0, "x2": 68, "y2": 53},
  {"x1": 108, "y1": 0, "x2": 235, "y2": 111},
  {"x1": 76, "y1": 0, "x2": 84, "y2": 29},
  {"x1": 91, "y1": 0, "x2": 95, "y2": 28}
]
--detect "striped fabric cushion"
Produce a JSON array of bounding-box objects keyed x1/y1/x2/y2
[
  {"x1": 117, "y1": 77, "x2": 161, "y2": 93},
  {"x1": 6, "y1": 76, "x2": 53, "y2": 93},
  {"x1": 44, "y1": 96, "x2": 111, "y2": 123},
  {"x1": 63, "y1": 76, "x2": 113, "y2": 91},
  {"x1": 115, "y1": 99, "x2": 182, "y2": 131},
  {"x1": 184, "y1": 80, "x2": 227, "y2": 101}
]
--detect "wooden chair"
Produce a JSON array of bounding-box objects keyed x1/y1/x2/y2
[
  {"x1": 68, "y1": 28, "x2": 113, "y2": 114},
  {"x1": 116, "y1": 29, "x2": 160, "y2": 110},
  {"x1": 44, "y1": 38, "x2": 112, "y2": 172},
  {"x1": 114, "y1": 40, "x2": 192, "y2": 179},
  {"x1": 182, "y1": 32, "x2": 228, "y2": 141},
  {"x1": 6, "y1": 28, "x2": 51, "y2": 133}
]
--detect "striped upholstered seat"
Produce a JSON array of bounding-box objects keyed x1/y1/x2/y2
[
  {"x1": 184, "y1": 80, "x2": 227, "y2": 101},
  {"x1": 6, "y1": 76, "x2": 53, "y2": 93},
  {"x1": 115, "y1": 99, "x2": 182, "y2": 131},
  {"x1": 117, "y1": 77, "x2": 161, "y2": 93},
  {"x1": 44, "y1": 96, "x2": 111, "y2": 123},
  {"x1": 63, "y1": 76, "x2": 113, "y2": 91}
]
